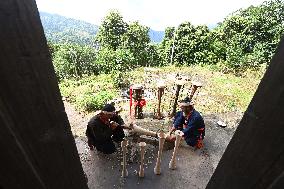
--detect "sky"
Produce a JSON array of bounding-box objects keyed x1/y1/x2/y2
[{"x1": 35, "y1": 0, "x2": 267, "y2": 31}]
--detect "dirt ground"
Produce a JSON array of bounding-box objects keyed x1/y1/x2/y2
[{"x1": 64, "y1": 101, "x2": 241, "y2": 189}]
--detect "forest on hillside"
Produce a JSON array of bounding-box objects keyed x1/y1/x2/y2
[
  {"x1": 40, "y1": 12, "x2": 98, "y2": 46},
  {"x1": 48, "y1": 0, "x2": 284, "y2": 80},
  {"x1": 40, "y1": 12, "x2": 165, "y2": 46}
]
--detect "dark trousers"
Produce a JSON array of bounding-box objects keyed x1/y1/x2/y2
[
  {"x1": 177, "y1": 127, "x2": 202, "y2": 147},
  {"x1": 95, "y1": 127, "x2": 125, "y2": 154},
  {"x1": 184, "y1": 136, "x2": 198, "y2": 147}
]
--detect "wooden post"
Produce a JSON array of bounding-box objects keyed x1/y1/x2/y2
[
  {"x1": 206, "y1": 37, "x2": 284, "y2": 189},
  {"x1": 138, "y1": 142, "x2": 147, "y2": 178},
  {"x1": 0, "y1": 1, "x2": 88, "y2": 188},
  {"x1": 170, "y1": 82, "x2": 183, "y2": 117},
  {"x1": 154, "y1": 131, "x2": 166, "y2": 175},
  {"x1": 155, "y1": 85, "x2": 165, "y2": 119},
  {"x1": 132, "y1": 84, "x2": 144, "y2": 119},
  {"x1": 121, "y1": 139, "x2": 128, "y2": 177},
  {"x1": 188, "y1": 81, "x2": 202, "y2": 101}
]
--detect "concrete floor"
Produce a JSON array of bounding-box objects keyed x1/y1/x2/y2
[{"x1": 75, "y1": 115, "x2": 236, "y2": 189}]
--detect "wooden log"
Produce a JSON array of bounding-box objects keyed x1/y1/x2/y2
[
  {"x1": 0, "y1": 1, "x2": 88, "y2": 188},
  {"x1": 121, "y1": 139, "x2": 128, "y2": 177}
]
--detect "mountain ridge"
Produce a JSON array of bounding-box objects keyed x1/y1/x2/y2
[{"x1": 39, "y1": 12, "x2": 165, "y2": 45}]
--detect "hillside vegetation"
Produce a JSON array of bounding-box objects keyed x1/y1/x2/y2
[
  {"x1": 59, "y1": 65, "x2": 265, "y2": 115},
  {"x1": 40, "y1": 12, "x2": 98, "y2": 46},
  {"x1": 47, "y1": 0, "x2": 283, "y2": 114}
]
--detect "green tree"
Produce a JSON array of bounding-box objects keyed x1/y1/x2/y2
[
  {"x1": 192, "y1": 25, "x2": 215, "y2": 64},
  {"x1": 159, "y1": 27, "x2": 175, "y2": 65},
  {"x1": 121, "y1": 21, "x2": 150, "y2": 67},
  {"x1": 96, "y1": 10, "x2": 128, "y2": 50},
  {"x1": 209, "y1": 27, "x2": 227, "y2": 63},
  {"x1": 51, "y1": 43, "x2": 98, "y2": 79},
  {"x1": 96, "y1": 47, "x2": 116, "y2": 74},
  {"x1": 173, "y1": 22, "x2": 213, "y2": 65},
  {"x1": 115, "y1": 48, "x2": 136, "y2": 71},
  {"x1": 145, "y1": 43, "x2": 161, "y2": 67},
  {"x1": 215, "y1": 0, "x2": 284, "y2": 70}
]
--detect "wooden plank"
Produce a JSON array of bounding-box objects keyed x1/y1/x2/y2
[
  {"x1": 0, "y1": 0, "x2": 88, "y2": 188},
  {"x1": 206, "y1": 37, "x2": 284, "y2": 189}
]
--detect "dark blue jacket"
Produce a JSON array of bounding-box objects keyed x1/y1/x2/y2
[{"x1": 173, "y1": 109, "x2": 205, "y2": 146}]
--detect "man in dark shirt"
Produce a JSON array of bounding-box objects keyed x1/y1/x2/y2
[
  {"x1": 169, "y1": 97, "x2": 205, "y2": 148},
  {"x1": 86, "y1": 104, "x2": 126, "y2": 154}
]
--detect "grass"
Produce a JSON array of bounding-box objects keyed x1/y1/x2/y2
[
  {"x1": 59, "y1": 74, "x2": 119, "y2": 112},
  {"x1": 59, "y1": 64, "x2": 265, "y2": 115}
]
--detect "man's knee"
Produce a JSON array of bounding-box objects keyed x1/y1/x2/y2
[
  {"x1": 112, "y1": 127, "x2": 125, "y2": 142},
  {"x1": 96, "y1": 141, "x2": 116, "y2": 154},
  {"x1": 185, "y1": 137, "x2": 198, "y2": 147}
]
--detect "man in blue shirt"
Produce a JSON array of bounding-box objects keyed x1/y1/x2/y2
[{"x1": 169, "y1": 97, "x2": 205, "y2": 148}]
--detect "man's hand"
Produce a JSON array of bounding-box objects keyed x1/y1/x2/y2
[
  {"x1": 87, "y1": 140, "x2": 94, "y2": 151},
  {"x1": 89, "y1": 145, "x2": 94, "y2": 151},
  {"x1": 121, "y1": 125, "x2": 133, "y2": 130},
  {"x1": 110, "y1": 121, "x2": 119, "y2": 130},
  {"x1": 169, "y1": 127, "x2": 176, "y2": 135}
]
